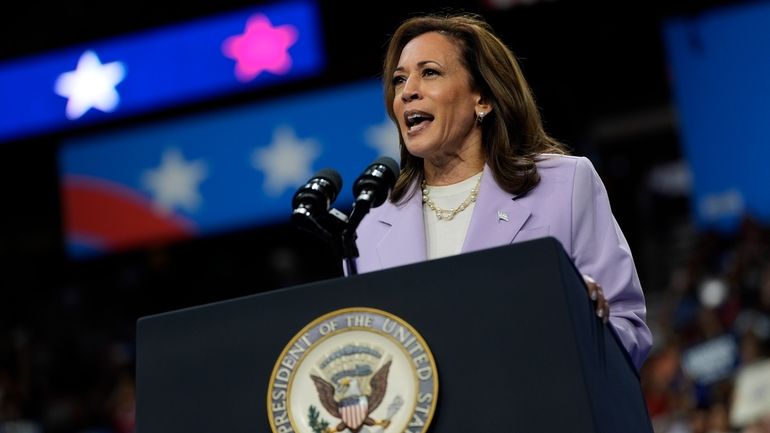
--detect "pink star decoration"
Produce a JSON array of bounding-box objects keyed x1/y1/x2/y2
[{"x1": 222, "y1": 14, "x2": 299, "y2": 82}]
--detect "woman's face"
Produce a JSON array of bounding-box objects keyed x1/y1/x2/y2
[{"x1": 391, "y1": 32, "x2": 485, "y2": 164}]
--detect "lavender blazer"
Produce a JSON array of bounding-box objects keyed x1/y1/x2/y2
[{"x1": 353, "y1": 154, "x2": 652, "y2": 369}]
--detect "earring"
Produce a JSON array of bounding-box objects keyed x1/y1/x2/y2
[{"x1": 476, "y1": 111, "x2": 486, "y2": 124}]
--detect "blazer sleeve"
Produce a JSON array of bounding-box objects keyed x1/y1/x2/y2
[{"x1": 570, "y1": 156, "x2": 653, "y2": 370}]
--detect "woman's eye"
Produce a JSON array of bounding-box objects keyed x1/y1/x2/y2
[
  {"x1": 392, "y1": 75, "x2": 405, "y2": 85},
  {"x1": 423, "y1": 68, "x2": 439, "y2": 77}
]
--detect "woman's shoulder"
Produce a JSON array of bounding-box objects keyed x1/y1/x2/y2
[
  {"x1": 535, "y1": 152, "x2": 590, "y2": 167},
  {"x1": 528, "y1": 153, "x2": 604, "y2": 194},
  {"x1": 533, "y1": 153, "x2": 594, "y2": 178}
]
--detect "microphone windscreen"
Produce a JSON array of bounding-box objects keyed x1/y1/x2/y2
[
  {"x1": 373, "y1": 156, "x2": 400, "y2": 183},
  {"x1": 292, "y1": 167, "x2": 343, "y2": 215},
  {"x1": 352, "y1": 156, "x2": 400, "y2": 209},
  {"x1": 314, "y1": 168, "x2": 343, "y2": 194}
]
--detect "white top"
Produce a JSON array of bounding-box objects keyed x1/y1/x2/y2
[{"x1": 423, "y1": 172, "x2": 482, "y2": 260}]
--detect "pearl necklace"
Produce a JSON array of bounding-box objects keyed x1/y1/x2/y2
[{"x1": 421, "y1": 174, "x2": 482, "y2": 221}]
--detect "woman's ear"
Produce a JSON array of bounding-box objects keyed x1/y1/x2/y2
[{"x1": 475, "y1": 98, "x2": 493, "y2": 117}]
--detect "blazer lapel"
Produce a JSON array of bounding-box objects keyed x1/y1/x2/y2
[
  {"x1": 375, "y1": 186, "x2": 427, "y2": 269},
  {"x1": 462, "y1": 165, "x2": 531, "y2": 253}
]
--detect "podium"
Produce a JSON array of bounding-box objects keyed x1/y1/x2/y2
[{"x1": 136, "y1": 236, "x2": 653, "y2": 433}]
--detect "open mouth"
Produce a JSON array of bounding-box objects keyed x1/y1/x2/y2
[{"x1": 404, "y1": 110, "x2": 434, "y2": 132}]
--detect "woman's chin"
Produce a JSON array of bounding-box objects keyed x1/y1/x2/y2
[{"x1": 404, "y1": 140, "x2": 436, "y2": 160}]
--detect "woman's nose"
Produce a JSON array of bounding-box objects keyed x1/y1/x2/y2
[{"x1": 400, "y1": 78, "x2": 420, "y2": 102}]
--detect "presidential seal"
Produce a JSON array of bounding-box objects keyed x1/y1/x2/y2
[{"x1": 267, "y1": 307, "x2": 438, "y2": 433}]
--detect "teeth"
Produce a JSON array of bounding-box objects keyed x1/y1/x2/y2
[{"x1": 406, "y1": 113, "x2": 427, "y2": 127}]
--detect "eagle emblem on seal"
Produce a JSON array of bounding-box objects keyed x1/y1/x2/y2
[{"x1": 310, "y1": 345, "x2": 393, "y2": 433}]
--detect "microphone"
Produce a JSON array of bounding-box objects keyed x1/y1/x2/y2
[
  {"x1": 340, "y1": 157, "x2": 399, "y2": 276},
  {"x1": 344, "y1": 156, "x2": 400, "y2": 237},
  {"x1": 291, "y1": 168, "x2": 343, "y2": 223},
  {"x1": 352, "y1": 156, "x2": 400, "y2": 208}
]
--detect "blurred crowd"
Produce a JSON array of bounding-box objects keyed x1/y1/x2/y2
[
  {"x1": 1, "y1": 215, "x2": 769, "y2": 433},
  {"x1": 0, "y1": 331, "x2": 135, "y2": 433},
  {"x1": 643, "y1": 216, "x2": 770, "y2": 432}
]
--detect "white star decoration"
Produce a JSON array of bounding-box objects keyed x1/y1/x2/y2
[
  {"x1": 365, "y1": 117, "x2": 401, "y2": 160},
  {"x1": 252, "y1": 126, "x2": 321, "y2": 197},
  {"x1": 54, "y1": 50, "x2": 126, "y2": 120},
  {"x1": 142, "y1": 147, "x2": 208, "y2": 214}
]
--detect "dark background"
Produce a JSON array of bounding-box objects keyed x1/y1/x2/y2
[
  {"x1": 0, "y1": 1, "x2": 764, "y2": 432},
  {"x1": 1, "y1": 0, "x2": 720, "y2": 307}
]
